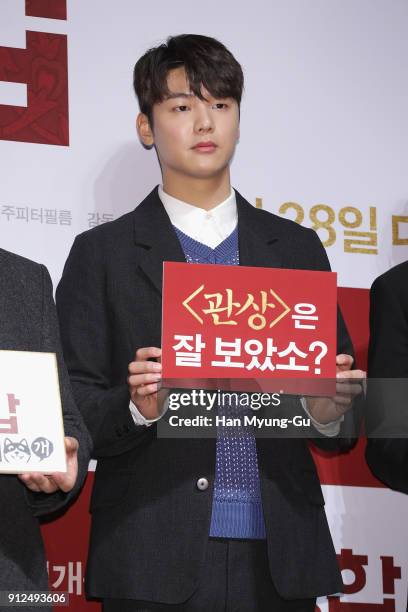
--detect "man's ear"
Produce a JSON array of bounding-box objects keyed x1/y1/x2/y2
[{"x1": 136, "y1": 113, "x2": 154, "y2": 148}]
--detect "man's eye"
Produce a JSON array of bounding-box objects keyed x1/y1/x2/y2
[
  {"x1": 175, "y1": 105, "x2": 189, "y2": 112},
  {"x1": 213, "y1": 103, "x2": 228, "y2": 109}
]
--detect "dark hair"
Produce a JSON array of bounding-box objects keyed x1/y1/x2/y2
[{"x1": 133, "y1": 34, "x2": 244, "y2": 125}]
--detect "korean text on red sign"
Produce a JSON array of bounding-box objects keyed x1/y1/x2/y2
[{"x1": 161, "y1": 262, "x2": 337, "y2": 393}]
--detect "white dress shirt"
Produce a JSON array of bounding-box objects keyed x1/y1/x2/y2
[{"x1": 158, "y1": 184, "x2": 238, "y2": 248}]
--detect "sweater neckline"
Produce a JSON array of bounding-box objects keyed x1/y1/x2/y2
[{"x1": 173, "y1": 224, "x2": 239, "y2": 259}]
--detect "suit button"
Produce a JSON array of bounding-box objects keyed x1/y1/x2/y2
[{"x1": 196, "y1": 477, "x2": 209, "y2": 491}]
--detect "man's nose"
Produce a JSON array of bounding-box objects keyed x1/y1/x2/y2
[{"x1": 194, "y1": 104, "x2": 214, "y2": 133}]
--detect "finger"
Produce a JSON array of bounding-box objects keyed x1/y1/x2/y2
[
  {"x1": 21, "y1": 481, "x2": 42, "y2": 493},
  {"x1": 128, "y1": 373, "x2": 162, "y2": 387},
  {"x1": 135, "y1": 383, "x2": 159, "y2": 396},
  {"x1": 336, "y1": 354, "x2": 354, "y2": 370},
  {"x1": 50, "y1": 470, "x2": 75, "y2": 493},
  {"x1": 335, "y1": 385, "x2": 363, "y2": 400},
  {"x1": 18, "y1": 473, "x2": 41, "y2": 492},
  {"x1": 328, "y1": 405, "x2": 351, "y2": 420},
  {"x1": 64, "y1": 436, "x2": 79, "y2": 454},
  {"x1": 333, "y1": 395, "x2": 354, "y2": 407},
  {"x1": 134, "y1": 347, "x2": 161, "y2": 362},
  {"x1": 336, "y1": 377, "x2": 364, "y2": 388},
  {"x1": 128, "y1": 361, "x2": 162, "y2": 375},
  {"x1": 20, "y1": 472, "x2": 57, "y2": 493},
  {"x1": 335, "y1": 381, "x2": 362, "y2": 394},
  {"x1": 336, "y1": 369, "x2": 366, "y2": 379},
  {"x1": 306, "y1": 401, "x2": 346, "y2": 422}
]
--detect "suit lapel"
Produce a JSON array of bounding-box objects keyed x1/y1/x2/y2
[
  {"x1": 133, "y1": 187, "x2": 186, "y2": 296},
  {"x1": 236, "y1": 190, "x2": 284, "y2": 269},
  {"x1": 132, "y1": 187, "x2": 286, "y2": 296}
]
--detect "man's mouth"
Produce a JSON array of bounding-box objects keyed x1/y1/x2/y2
[{"x1": 192, "y1": 141, "x2": 217, "y2": 152}]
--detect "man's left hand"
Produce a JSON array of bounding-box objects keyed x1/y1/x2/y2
[
  {"x1": 18, "y1": 436, "x2": 79, "y2": 494},
  {"x1": 305, "y1": 354, "x2": 366, "y2": 424}
]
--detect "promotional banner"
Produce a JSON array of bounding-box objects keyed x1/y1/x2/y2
[{"x1": 1, "y1": 0, "x2": 408, "y2": 609}]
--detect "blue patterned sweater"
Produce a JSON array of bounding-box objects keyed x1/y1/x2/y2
[{"x1": 173, "y1": 225, "x2": 266, "y2": 539}]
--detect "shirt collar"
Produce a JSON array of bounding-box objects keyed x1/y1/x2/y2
[{"x1": 158, "y1": 185, "x2": 237, "y2": 246}]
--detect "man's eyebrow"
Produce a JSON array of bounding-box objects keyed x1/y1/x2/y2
[{"x1": 164, "y1": 92, "x2": 194, "y2": 100}]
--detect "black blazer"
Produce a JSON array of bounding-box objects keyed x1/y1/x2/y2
[
  {"x1": 365, "y1": 261, "x2": 408, "y2": 493},
  {"x1": 56, "y1": 187, "x2": 354, "y2": 602},
  {"x1": 0, "y1": 249, "x2": 91, "y2": 597}
]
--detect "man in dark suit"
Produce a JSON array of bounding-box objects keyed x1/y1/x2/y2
[
  {"x1": 0, "y1": 248, "x2": 91, "y2": 611},
  {"x1": 366, "y1": 261, "x2": 408, "y2": 493},
  {"x1": 57, "y1": 34, "x2": 363, "y2": 611}
]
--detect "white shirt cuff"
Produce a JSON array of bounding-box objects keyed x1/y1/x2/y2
[
  {"x1": 300, "y1": 397, "x2": 343, "y2": 438},
  {"x1": 129, "y1": 398, "x2": 169, "y2": 426}
]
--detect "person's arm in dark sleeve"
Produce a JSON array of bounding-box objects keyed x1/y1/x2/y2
[
  {"x1": 25, "y1": 265, "x2": 92, "y2": 516},
  {"x1": 56, "y1": 233, "x2": 154, "y2": 458},
  {"x1": 306, "y1": 229, "x2": 363, "y2": 451},
  {"x1": 365, "y1": 273, "x2": 408, "y2": 492}
]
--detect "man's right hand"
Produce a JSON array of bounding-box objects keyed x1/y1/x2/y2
[{"x1": 128, "y1": 347, "x2": 163, "y2": 420}]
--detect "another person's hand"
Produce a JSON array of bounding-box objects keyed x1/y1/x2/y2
[
  {"x1": 306, "y1": 354, "x2": 366, "y2": 424},
  {"x1": 128, "y1": 346, "x2": 164, "y2": 420},
  {"x1": 18, "y1": 436, "x2": 79, "y2": 493}
]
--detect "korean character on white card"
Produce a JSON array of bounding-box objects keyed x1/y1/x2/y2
[
  {"x1": 16, "y1": 206, "x2": 29, "y2": 222},
  {"x1": 339, "y1": 206, "x2": 378, "y2": 254},
  {"x1": 0, "y1": 392, "x2": 18, "y2": 434},
  {"x1": 30, "y1": 207, "x2": 44, "y2": 223},
  {"x1": 292, "y1": 303, "x2": 318, "y2": 330},
  {"x1": 276, "y1": 341, "x2": 309, "y2": 371},
  {"x1": 173, "y1": 333, "x2": 206, "y2": 367},
  {"x1": 45, "y1": 208, "x2": 58, "y2": 224},
  {"x1": 245, "y1": 338, "x2": 277, "y2": 371},
  {"x1": 1, "y1": 205, "x2": 15, "y2": 221},
  {"x1": 211, "y1": 338, "x2": 244, "y2": 368}
]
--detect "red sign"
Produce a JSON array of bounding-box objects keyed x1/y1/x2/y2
[{"x1": 161, "y1": 262, "x2": 337, "y2": 394}]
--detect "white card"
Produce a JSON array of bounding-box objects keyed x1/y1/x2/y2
[{"x1": 0, "y1": 350, "x2": 66, "y2": 473}]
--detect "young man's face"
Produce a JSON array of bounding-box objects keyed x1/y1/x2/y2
[{"x1": 141, "y1": 66, "x2": 240, "y2": 182}]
